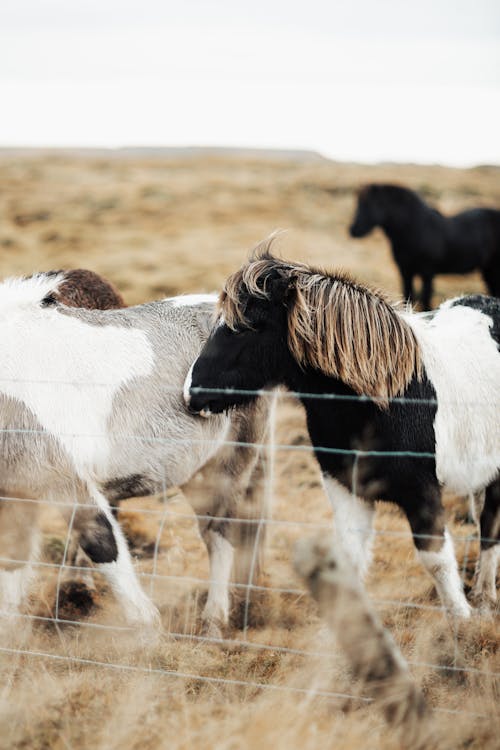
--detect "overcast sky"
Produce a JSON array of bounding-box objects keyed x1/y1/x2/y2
[{"x1": 1, "y1": 0, "x2": 499, "y2": 165}]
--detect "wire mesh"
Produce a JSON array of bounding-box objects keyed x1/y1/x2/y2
[{"x1": 0, "y1": 384, "x2": 497, "y2": 723}]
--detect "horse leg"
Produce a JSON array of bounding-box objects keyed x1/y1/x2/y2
[
  {"x1": 401, "y1": 271, "x2": 416, "y2": 305},
  {"x1": 482, "y1": 265, "x2": 500, "y2": 297},
  {"x1": 471, "y1": 477, "x2": 499, "y2": 611},
  {"x1": 231, "y1": 452, "x2": 270, "y2": 589},
  {"x1": 63, "y1": 484, "x2": 159, "y2": 626},
  {"x1": 468, "y1": 489, "x2": 485, "y2": 526},
  {"x1": 184, "y1": 396, "x2": 273, "y2": 636},
  {"x1": 183, "y1": 469, "x2": 236, "y2": 636},
  {"x1": 183, "y1": 470, "x2": 236, "y2": 636},
  {"x1": 0, "y1": 496, "x2": 39, "y2": 618},
  {"x1": 405, "y1": 484, "x2": 471, "y2": 619},
  {"x1": 322, "y1": 475, "x2": 375, "y2": 580},
  {"x1": 199, "y1": 525, "x2": 234, "y2": 637},
  {"x1": 420, "y1": 274, "x2": 434, "y2": 310}
]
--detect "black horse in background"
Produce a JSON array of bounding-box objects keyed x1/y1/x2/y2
[{"x1": 349, "y1": 183, "x2": 500, "y2": 309}]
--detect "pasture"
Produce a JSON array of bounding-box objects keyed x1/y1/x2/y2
[{"x1": 0, "y1": 152, "x2": 498, "y2": 749}]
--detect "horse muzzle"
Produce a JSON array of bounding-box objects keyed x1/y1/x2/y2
[{"x1": 185, "y1": 391, "x2": 216, "y2": 418}]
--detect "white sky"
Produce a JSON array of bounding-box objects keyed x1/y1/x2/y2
[{"x1": 1, "y1": 0, "x2": 499, "y2": 165}]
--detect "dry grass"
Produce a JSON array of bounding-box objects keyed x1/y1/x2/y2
[{"x1": 0, "y1": 153, "x2": 499, "y2": 749}]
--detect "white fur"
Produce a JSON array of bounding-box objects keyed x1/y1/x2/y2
[
  {"x1": 407, "y1": 303, "x2": 500, "y2": 495},
  {"x1": 0, "y1": 273, "x2": 65, "y2": 312},
  {"x1": 0, "y1": 530, "x2": 39, "y2": 616},
  {"x1": 202, "y1": 531, "x2": 234, "y2": 626},
  {"x1": 183, "y1": 362, "x2": 194, "y2": 407},
  {"x1": 322, "y1": 475, "x2": 375, "y2": 579},
  {"x1": 168, "y1": 293, "x2": 217, "y2": 307},
  {"x1": 0, "y1": 568, "x2": 33, "y2": 614},
  {"x1": 0, "y1": 303, "x2": 154, "y2": 474},
  {"x1": 183, "y1": 363, "x2": 213, "y2": 418},
  {"x1": 418, "y1": 530, "x2": 471, "y2": 618}
]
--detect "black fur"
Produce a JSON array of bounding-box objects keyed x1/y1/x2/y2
[
  {"x1": 40, "y1": 293, "x2": 58, "y2": 307},
  {"x1": 349, "y1": 184, "x2": 500, "y2": 309},
  {"x1": 79, "y1": 513, "x2": 118, "y2": 564},
  {"x1": 480, "y1": 478, "x2": 500, "y2": 550},
  {"x1": 103, "y1": 474, "x2": 154, "y2": 502},
  {"x1": 188, "y1": 270, "x2": 499, "y2": 574},
  {"x1": 188, "y1": 270, "x2": 444, "y2": 551}
]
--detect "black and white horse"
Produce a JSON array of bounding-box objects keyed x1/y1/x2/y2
[
  {"x1": 0, "y1": 273, "x2": 273, "y2": 635},
  {"x1": 186, "y1": 241, "x2": 500, "y2": 619},
  {"x1": 349, "y1": 183, "x2": 500, "y2": 309}
]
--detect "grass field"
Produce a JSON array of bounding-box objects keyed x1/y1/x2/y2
[{"x1": 0, "y1": 152, "x2": 498, "y2": 749}]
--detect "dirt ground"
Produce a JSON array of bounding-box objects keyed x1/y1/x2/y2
[{"x1": 0, "y1": 152, "x2": 498, "y2": 749}]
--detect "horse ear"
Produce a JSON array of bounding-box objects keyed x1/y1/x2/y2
[{"x1": 268, "y1": 271, "x2": 294, "y2": 303}]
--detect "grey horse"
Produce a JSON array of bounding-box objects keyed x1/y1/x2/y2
[{"x1": 0, "y1": 274, "x2": 272, "y2": 635}]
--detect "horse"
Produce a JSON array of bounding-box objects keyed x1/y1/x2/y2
[
  {"x1": 185, "y1": 240, "x2": 500, "y2": 619},
  {"x1": 0, "y1": 272, "x2": 273, "y2": 635},
  {"x1": 349, "y1": 183, "x2": 500, "y2": 309}
]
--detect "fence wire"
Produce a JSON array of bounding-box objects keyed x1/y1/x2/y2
[{"x1": 0, "y1": 384, "x2": 497, "y2": 723}]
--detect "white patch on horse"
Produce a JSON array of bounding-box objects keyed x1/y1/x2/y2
[
  {"x1": 202, "y1": 531, "x2": 234, "y2": 627},
  {"x1": 418, "y1": 530, "x2": 471, "y2": 619},
  {"x1": 322, "y1": 475, "x2": 375, "y2": 579},
  {"x1": 0, "y1": 304, "x2": 154, "y2": 474},
  {"x1": 183, "y1": 362, "x2": 194, "y2": 408},
  {"x1": 168, "y1": 294, "x2": 217, "y2": 307},
  {"x1": 407, "y1": 304, "x2": 500, "y2": 495},
  {"x1": 0, "y1": 531, "x2": 39, "y2": 617},
  {"x1": 182, "y1": 363, "x2": 214, "y2": 418}
]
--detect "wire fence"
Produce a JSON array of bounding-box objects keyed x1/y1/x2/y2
[{"x1": 0, "y1": 384, "x2": 498, "y2": 724}]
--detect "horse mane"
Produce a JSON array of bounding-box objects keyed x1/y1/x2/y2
[
  {"x1": 221, "y1": 238, "x2": 422, "y2": 406},
  {"x1": 359, "y1": 183, "x2": 431, "y2": 211},
  {"x1": 55, "y1": 269, "x2": 125, "y2": 309}
]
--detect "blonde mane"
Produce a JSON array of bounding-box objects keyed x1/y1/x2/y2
[{"x1": 220, "y1": 239, "x2": 422, "y2": 406}]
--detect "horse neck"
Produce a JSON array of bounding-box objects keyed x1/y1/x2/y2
[
  {"x1": 289, "y1": 364, "x2": 377, "y2": 457},
  {"x1": 285, "y1": 360, "x2": 351, "y2": 403},
  {"x1": 379, "y1": 193, "x2": 429, "y2": 239}
]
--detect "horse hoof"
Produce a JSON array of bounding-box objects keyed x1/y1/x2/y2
[
  {"x1": 470, "y1": 592, "x2": 496, "y2": 618},
  {"x1": 447, "y1": 602, "x2": 472, "y2": 621},
  {"x1": 125, "y1": 597, "x2": 162, "y2": 630},
  {"x1": 199, "y1": 619, "x2": 225, "y2": 642}
]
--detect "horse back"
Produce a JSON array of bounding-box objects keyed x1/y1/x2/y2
[{"x1": 444, "y1": 208, "x2": 500, "y2": 271}]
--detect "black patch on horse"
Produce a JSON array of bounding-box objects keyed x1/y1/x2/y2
[
  {"x1": 40, "y1": 293, "x2": 58, "y2": 307},
  {"x1": 103, "y1": 474, "x2": 154, "y2": 502},
  {"x1": 79, "y1": 513, "x2": 118, "y2": 564}
]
